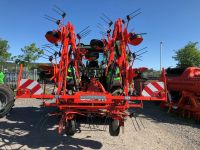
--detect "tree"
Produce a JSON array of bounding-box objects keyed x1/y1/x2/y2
[
  {"x1": 173, "y1": 42, "x2": 200, "y2": 68},
  {"x1": 12, "y1": 43, "x2": 44, "y2": 68},
  {"x1": 0, "y1": 39, "x2": 11, "y2": 62}
]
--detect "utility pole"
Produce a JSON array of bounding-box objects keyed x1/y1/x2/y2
[{"x1": 160, "y1": 41, "x2": 163, "y2": 72}]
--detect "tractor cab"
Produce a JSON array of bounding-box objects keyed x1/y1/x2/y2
[{"x1": 78, "y1": 39, "x2": 105, "y2": 79}]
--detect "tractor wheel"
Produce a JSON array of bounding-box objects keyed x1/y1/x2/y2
[
  {"x1": 109, "y1": 119, "x2": 120, "y2": 136},
  {"x1": 65, "y1": 120, "x2": 76, "y2": 136},
  {"x1": 0, "y1": 85, "x2": 14, "y2": 118}
]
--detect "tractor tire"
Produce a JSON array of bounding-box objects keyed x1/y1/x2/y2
[
  {"x1": 0, "y1": 85, "x2": 15, "y2": 118},
  {"x1": 65, "y1": 120, "x2": 76, "y2": 136},
  {"x1": 109, "y1": 119, "x2": 120, "y2": 136}
]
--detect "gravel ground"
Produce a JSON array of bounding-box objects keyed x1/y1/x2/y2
[{"x1": 0, "y1": 99, "x2": 200, "y2": 150}]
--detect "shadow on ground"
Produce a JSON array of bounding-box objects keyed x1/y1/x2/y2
[
  {"x1": 1, "y1": 101, "x2": 199, "y2": 149},
  {"x1": 0, "y1": 107, "x2": 103, "y2": 150},
  {"x1": 131, "y1": 102, "x2": 200, "y2": 129}
]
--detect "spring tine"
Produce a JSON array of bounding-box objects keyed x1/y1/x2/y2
[
  {"x1": 102, "y1": 13, "x2": 113, "y2": 26},
  {"x1": 79, "y1": 30, "x2": 91, "y2": 37},
  {"x1": 94, "y1": 117, "x2": 99, "y2": 129},
  {"x1": 138, "y1": 117, "x2": 145, "y2": 129},
  {"x1": 77, "y1": 27, "x2": 91, "y2": 39},
  {"x1": 44, "y1": 15, "x2": 57, "y2": 21},
  {"x1": 134, "y1": 110, "x2": 145, "y2": 129},
  {"x1": 135, "y1": 47, "x2": 147, "y2": 54},
  {"x1": 44, "y1": 17, "x2": 54, "y2": 22},
  {"x1": 54, "y1": 5, "x2": 65, "y2": 14},
  {"x1": 128, "y1": 8, "x2": 141, "y2": 16},
  {"x1": 80, "y1": 29, "x2": 91, "y2": 37},
  {"x1": 42, "y1": 46, "x2": 60, "y2": 54},
  {"x1": 40, "y1": 56, "x2": 49, "y2": 60},
  {"x1": 49, "y1": 46, "x2": 57, "y2": 52},
  {"x1": 43, "y1": 49, "x2": 54, "y2": 55},
  {"x1": 86, "y1": 116, "x2": 90, "y2": 129},
  {"x1": 137, "y1": 33, "x2": 147, "y2": 35},
  {"x1": 134, "y1": 115, "x2": 141, "y2": 130},
  {"x1": 34, "y1": 114, "x2": 48, "y2": 129},
  {"x1": 42, "y1": 46, "x2": 50, "y2": 50},
  {"x1": 130, "y1": 117, "x2": 137, "y2": 131},
  {"x1": 44, "y1": 15, "x2": 60, "y2": 25},
  {"x1": 130, "y1": 12, "x2": 142, "y2": 19},
  {"x1": 79, "y1": 33, "x2": 88, "y2": 39},
  {"x1": 78, "y1": 26, "x2": 90, "y2": 34},
  {"x1": 102, "y1": 13, "x2": 112, "y2": 22},
  {"x1": 99, "y1": 30, "x2": 106, "y2": 34},
  {"x1": 45, "y1": 46, "x2": 57, "y2": 52},
  {"x1": 104, "y1": 116, "x2": 110, "y2": 131},
  {"x1": 96, "y1": 116, "x2": 101, "y2": 129},
  {"x1": 97, "y1": 25, "x2": 103, "y2": 32},
  {"x1": 42, "y1": 43, "x2": 53, "y2": 47},
  {"x1": 97, "y1": 24, "x2": 105, "y2": 31},
  {"x1": 39, "y1": 116, "x2": 50, "y2": 131},
  {"x1": 137, "y1": 55, "x2": 143, "y2": 59},
  {"x1": 91, "y1": 117, "x2": 96, "y2": 129},
  {"x1": 97, "y1": 23, "x2": 103, "y2": 28},
  {"x1": 44, "y1": 15, "x2": 55, "y2": 21},
  {"x1": 103, "y1": 117, "x2": 107, "y2": 131},
  {"x1": 126, "y1": 8, "x2": 141, "y2": 21},
  {"x1": 88, "y1": 117, "x2": 92, "y2": 130},
  {"x1": 42, "y1": 53, "x2": 50, "y2": 57},
  {"x1": 100, "y1": 16, "x2": 109, "y2": 24},
  {"x1": 80, "y1": 30, "x2": 91, "y2": 38},
  {"x1": 97, "y1": 24, "x2": 108, "y2": 35},
  {"x1": 102, "y1": 13, "x2": 113, "y2": 27},
  {"x1": 97, "y1": 23, "x2": 107, "y2": 30},
  {"x1": 46, "y1": 43, "x2": 61, "y2": 48},
  {"x1": 52, "y1": 8, "x2": 63, "y2": 16},
  {"x1": 82, "y1": 117, "x2": 86, "y2": 128},
  {"x1": 137, "y1": 50, "x2": 148, "y2": 56},
  {"x1": 88, "y1": 116, "x2": 92, "y2": 129},
  {"x1": 99, "y1": 31, "x2": 107, "y2": 36},
  {"x1": 44, "y1": 17, "x2": 56, "y2": 23},
  {"x1": 81, "y1": 32, "x2": 90, "y2": 38},
  {"x1": 136, "y1": 58, "x2": 142, "y2": 61}
]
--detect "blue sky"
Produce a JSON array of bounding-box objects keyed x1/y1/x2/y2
[{"x1": 0, "y1": 0, "x2": 200, "y2": 69}]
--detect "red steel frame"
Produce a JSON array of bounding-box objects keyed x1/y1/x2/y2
[{"x1": 16, "y1": 16, "x2": 168, "y2": 134}]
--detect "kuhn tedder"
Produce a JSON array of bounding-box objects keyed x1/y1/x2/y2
[
  {"x1": 161, "y1": 67, "x2": 200, "y2": 121},
  {"x1": 16, "y1": 7, "x2": 167, "y2": 136}
]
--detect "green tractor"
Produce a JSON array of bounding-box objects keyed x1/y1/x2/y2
[{"x1": 0, "y1": 71, "x2": 14, "y2": 118}]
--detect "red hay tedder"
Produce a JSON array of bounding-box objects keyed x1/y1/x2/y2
[{"x1": 15, "y1": 7, "x2": 167, "y2": 136}]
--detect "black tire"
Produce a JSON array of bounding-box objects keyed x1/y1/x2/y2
[
  {"x1": 0, "y1": 85, "x2": 15, "y2": 118},
  {"x1": 109, "y1": 119, "x2": 120, "y2": 136},
  {"x1": 65, "y1": 120, "x2": 76, "y2": 136}
]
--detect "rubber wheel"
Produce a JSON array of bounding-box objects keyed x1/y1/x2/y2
[
  {"x1": 0, "y1": 85, "x2": 15, "y2": 118},
  {"x1": 109, "y1": 119, "x2": 120, "y2": 136},
  {"x1": 65, "y1": 120, "x2": 76, "y2": 136}
]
